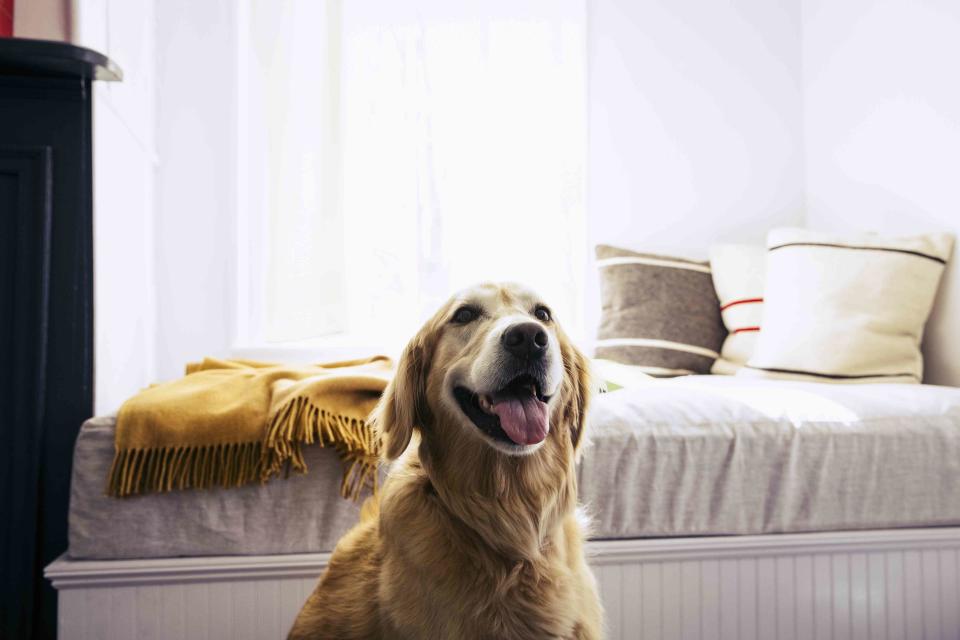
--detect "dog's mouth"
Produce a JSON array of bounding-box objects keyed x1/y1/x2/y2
[{"x1": 453, "y1": 374, "x2": 551, "y2": 446}]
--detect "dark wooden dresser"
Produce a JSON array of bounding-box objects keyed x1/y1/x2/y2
[{"x1": 0, "y1": 38, "x2": 119, "y2": 639}]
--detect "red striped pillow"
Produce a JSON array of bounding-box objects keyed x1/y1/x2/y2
[{"x1": 708, "y1": 244, "x2": 766, "y2": 374}]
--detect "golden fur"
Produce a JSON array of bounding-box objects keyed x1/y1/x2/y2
[{"x1": 289, "y1": 283, "x2": 602, "y2": 639}]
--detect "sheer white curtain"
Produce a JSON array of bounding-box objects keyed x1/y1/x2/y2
[
  {"x1": 240, "y1": 0, "x2": 346, "y2": 343},
  {"x1": 242, "y1": 0, "x2": 587, "y2": 348}
]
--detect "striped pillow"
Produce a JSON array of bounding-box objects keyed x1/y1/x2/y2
[
  {"x1": 595, "y1": 245, "x2": 726, "y2": 376},
  {"x1": 741, "y1": 228, "x2": 954, "y2": 383},
  {"x1": 708, "y1": 244, "x2": 766, "y2": 374}
]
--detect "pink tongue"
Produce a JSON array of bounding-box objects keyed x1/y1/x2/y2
[{"x1": 489, "y1": 394, "x2": 549, "y2": 445}]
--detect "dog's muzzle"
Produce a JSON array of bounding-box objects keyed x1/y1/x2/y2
[{"x1": 453, "y1": 321, "x2": 554, "y2": 447}]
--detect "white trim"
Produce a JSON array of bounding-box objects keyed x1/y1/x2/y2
[
  {"x1": 595, "y1": 337, "x2": 720, "y2": 359},
  {"x1": 596, "y1": 256, "x2": 711, "y2": 273},
  {"x1": 586, "y1": 526, "x2": 960, "y2": 564},
  {"x1": 46, "y1": 527, "x2": 960, "y2": 589},
  {"x1": 229, "y1": 335, "x2": 399, "y2": 365},
  {"x1": 233, "y1": 0, "x2": 254, "y2": 348},
  {"x1": 46, "y1": 552, "x2": 333, "y2": 588}
]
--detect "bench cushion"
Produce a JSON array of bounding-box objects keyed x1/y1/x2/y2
[{"x1": 580, "y1": 376, "x2": 960, "y2": 538}]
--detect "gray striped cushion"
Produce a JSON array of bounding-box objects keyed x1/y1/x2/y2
[{"x1": 595, "y1": 245, "x2": 727, "y2": 376}]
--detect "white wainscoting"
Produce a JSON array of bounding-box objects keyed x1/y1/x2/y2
[
  {"x1": 589, "y1": 528, "x2": 960, "y2": 640},
  {"x1": 47, "y1": 527, "x2": 960, "y2": 640}
]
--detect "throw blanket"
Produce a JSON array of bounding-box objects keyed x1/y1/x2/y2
[{"x1": 108, "y1": 356, "x2": 393, "y2": 499}]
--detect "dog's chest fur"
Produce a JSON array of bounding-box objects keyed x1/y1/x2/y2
[
  {"x1": 377, "y1": 473, "x2": 587, "y2": 639},
  {"x1": 381, "y1": 532, "x2": 584, "y2": 639}
]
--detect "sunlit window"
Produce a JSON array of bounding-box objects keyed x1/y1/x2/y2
[{"x1": 237, "y1": 0, "x2": 587, "y2": 349}]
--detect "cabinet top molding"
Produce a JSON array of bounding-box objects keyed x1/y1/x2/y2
[{"x1": 0, "y1": 37, "x2": 121, "y2": 81}]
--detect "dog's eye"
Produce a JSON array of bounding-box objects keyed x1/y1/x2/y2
[
  {"x1": 452, "y1": 306, "x2": 479, "y2": 324},
  {"x1": 534, "y1": 306, "x2": 551, "y2": 322}
]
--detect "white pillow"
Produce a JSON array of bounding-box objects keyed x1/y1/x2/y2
[
  {"x1": 709, "y1": 244, "x2": 766, "y2": 374},
  {"x1": 740, "y1": 228, "x2": 954, "y2": 383}
]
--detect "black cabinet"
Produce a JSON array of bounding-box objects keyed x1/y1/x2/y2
[{"x1": 0, "y1": 38, "x2": 119, "y2": 640}]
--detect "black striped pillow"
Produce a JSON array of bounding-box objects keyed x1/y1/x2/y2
[
  {"x1": 742, "y1": 228, "x2": 954, "y2": 383},
  {"x1": 595, "y1": 245, "x2": 727, "y2": 376}
]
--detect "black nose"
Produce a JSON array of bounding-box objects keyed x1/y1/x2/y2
[{"x1": 502, "y1": 322, "x2": 548, "y2": 359}]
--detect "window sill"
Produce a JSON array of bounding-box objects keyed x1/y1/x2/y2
[{"x1": 230, "y1": 335, "x2": 402, "y2": 365}]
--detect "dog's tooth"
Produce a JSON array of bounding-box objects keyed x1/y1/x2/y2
[{"x1": 479, "y1": 395, "x2": 493, "y2": 412}]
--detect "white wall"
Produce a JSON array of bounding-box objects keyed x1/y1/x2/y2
[
  {"x1": 76, "y1": 0, "x2": 240, "y2": 410},
  {"x1": 74, "y1": 0, "x2": 960, "y2": 407},
  {"x1": 73, "y1": 0, "x2": 158, "y2": 415},
  {"x1": 587, "y1": 0, "x2": 805, "y2": 251},
  {"x1": 803, "y1": 0, "x2": 960, "y2": 386},
  {"x1": 94, "y1": 0, "x2": 812, "y2": 393},
  {"x1": 586, "y1": 0, "x2": 805, "y2": 338}
]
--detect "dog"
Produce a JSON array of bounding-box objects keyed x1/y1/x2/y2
[{"x1": 288, "y1": 282, "x2": 602, "y2": 639}]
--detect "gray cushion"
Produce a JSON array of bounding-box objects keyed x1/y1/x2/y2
[
  {"x1": 69, "y1": 377, "x2": 960, "y2": 560},
  {"x1": 68, "y1": 416, "x2": 371, "y2": 559},
  {"x1": 595, "y1": 244, "x2": 726, "y2": 375},
  {"x1": 578, "y1": 376, "x2": 960, "y2": 537}
]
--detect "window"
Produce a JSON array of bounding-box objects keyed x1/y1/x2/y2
[{"x1": 236, "y1": 0, "x2": 587, "y2": 352}]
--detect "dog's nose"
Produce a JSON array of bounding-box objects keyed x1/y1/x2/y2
[{"x1": 502, "y1": 322, "x2": 548, "y2": 359}]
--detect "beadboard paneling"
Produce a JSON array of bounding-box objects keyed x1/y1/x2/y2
[{"x1": 49, "y1": 528, "x2": 960, "y2": 640}]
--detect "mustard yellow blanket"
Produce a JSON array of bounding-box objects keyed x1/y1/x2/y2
[{"x1": 108, "y1": 356, "x2": 392, "y2": 499}]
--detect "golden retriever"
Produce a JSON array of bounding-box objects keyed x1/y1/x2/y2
[{"x1": 289, "y1": 282, "x2": 602, "y2": 639}]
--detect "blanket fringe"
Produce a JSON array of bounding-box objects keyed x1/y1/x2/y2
[
  {"x1": 261, "y1": 396, "x2": 381, "y2": 500},
  {"x1": 106, "y1": 441, "x2": 264, "y2": 497},
  {"x1": 107, "y1": 398, "x2": 380, "y2": 499}
]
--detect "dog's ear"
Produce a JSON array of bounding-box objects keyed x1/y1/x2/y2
[
  {"x1": 371, "y1": 323, "x2": 436, "y2": 460},
  {"x1": 559, "y1": 332, "x2": 593, "y2": 454}
]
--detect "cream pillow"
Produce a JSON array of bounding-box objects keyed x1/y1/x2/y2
[
  {"x1": 709, "y1": 244, "x2": 766, "y2": 374},
  {"x1": 740, "y1": 228, "x2": 954, "y2": 383}
]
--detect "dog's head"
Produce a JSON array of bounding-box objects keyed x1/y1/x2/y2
[{"x1": 372, "y1": 282, "x2": 591, "y2": 461}]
